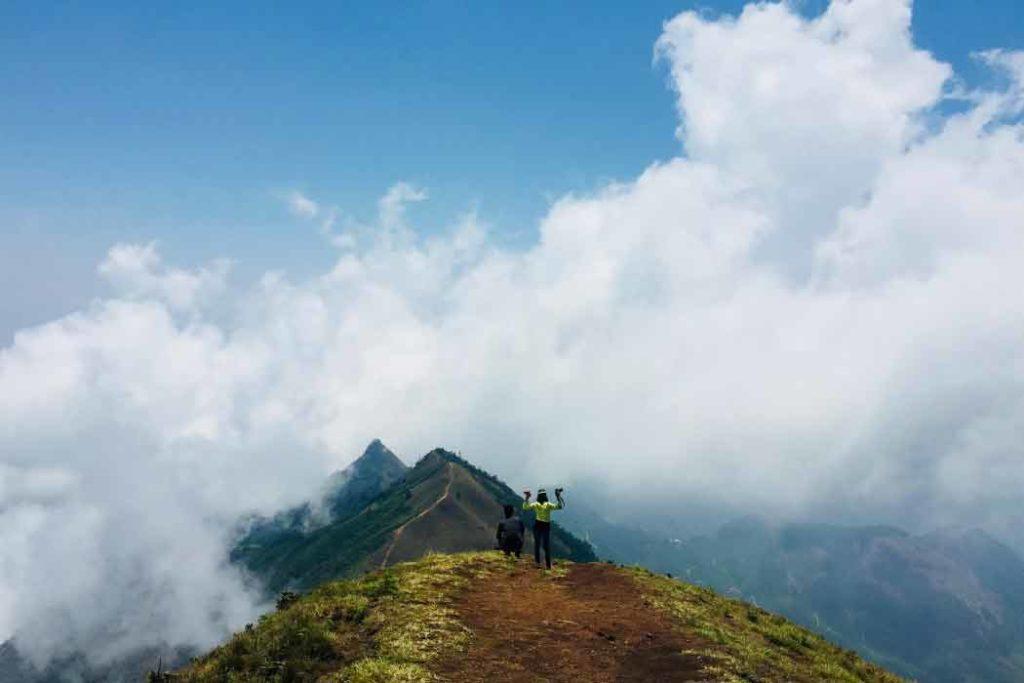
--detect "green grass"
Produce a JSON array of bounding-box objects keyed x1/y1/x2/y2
[
  {"x1": 168, "y1": 552, "x2": 902, "y2": 682},
  {"x1": 628, "y1": 567, "x2": 905, "y2": 683},
  {"x1": 177, "y1": 552, "x2": 508, "y2": 682}
]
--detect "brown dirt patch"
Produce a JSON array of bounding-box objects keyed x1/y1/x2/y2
[{"x1": 432, "y1": 561, "x2": 710, "y2": 682}]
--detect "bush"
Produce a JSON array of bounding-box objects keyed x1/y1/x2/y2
[{"x1": 276, "y1": 590, "x2": 300, "y2": 610}]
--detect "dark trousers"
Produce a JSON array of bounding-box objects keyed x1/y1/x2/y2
[
  {"x1": 533, "y1": 521, "x2": 552, "y2": 568},
  {"x1": 500, "y1": 534, "x2": 523, "y2": 557}
]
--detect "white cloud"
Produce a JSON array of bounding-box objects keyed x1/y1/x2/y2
[
  {"x1": 98, "y1": 243, "x2": 230, "y2": 313},
  {"x1": 3, "y1": 0, "x2": 1024, "y2": 668},
  {"x1": 285, "y1": 182, "x2": 431, "y2": 251},
  {"x1": 0, "y1": 465, "x2": 77, "y2": 506},
  {"x1": 378, "y1": 181, "x2": 427, "y2": 234},
  {"x1": 655, "y1": 0, "x2": 950, "y2": 276},
  {"x1": 286, "y1": 190, "x2": 320, "y2": 219}
]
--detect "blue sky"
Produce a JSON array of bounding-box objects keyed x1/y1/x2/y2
[{"x1": 2, "y1": 0, "x2": 1022, "y2": 341}]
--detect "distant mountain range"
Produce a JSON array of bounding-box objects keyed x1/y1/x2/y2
[{"x1": 560, "y1": 508, "x2": 1024, "y2": 682}]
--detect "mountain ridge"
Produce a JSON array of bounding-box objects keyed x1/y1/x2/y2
[
  {"x1": 231, "y1": 445, "x2": 596, "y2": 593},
  {"x1": 171, "y1": 552, "x2": 903, "y2": 682}
]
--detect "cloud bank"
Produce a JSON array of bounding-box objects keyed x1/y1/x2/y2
[{"x1": 2, "y1": 0, "x2": 1024, "y2": 668}]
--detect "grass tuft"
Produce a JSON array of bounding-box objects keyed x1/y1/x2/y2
[{"x1": 334, "y1": 657, "x2": 433, "y2": 682}]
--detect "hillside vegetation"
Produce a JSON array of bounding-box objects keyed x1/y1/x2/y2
[
  {"x1": 232, "y1": 448, "x2": 594, "y2": 593},
  {"x1": 170, "y1": 552, "x2": 902, "y2": 682}
]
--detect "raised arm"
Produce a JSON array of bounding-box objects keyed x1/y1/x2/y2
[{"x1": 555, "y1": 488, "x2": 565, "y2": 510}]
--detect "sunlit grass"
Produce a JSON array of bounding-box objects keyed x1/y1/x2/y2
[
  {"x1": 168, "y1": 552, "x2": 900, "y2": 682},
  {"x1": 175, "y1": 551, "x2": 507, "y2": 682}
]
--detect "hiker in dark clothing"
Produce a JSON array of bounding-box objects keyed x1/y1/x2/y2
[
  {"x1": 496, "y1": 504, "x2": 525, "y2": 558},
  {"x1": 523, "y1": 487, "x2": 564, "y2": 569}
]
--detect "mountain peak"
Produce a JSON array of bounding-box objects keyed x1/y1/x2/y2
[
  {"x1": 320, "y1": 441, "x2": 408, "y2": 520},
  {"x1": 409, "y1": 447, "x2": 453, "y2": 471},
  {"x1": 352, "y1": 439, "x2": 405, "y2": 471}
]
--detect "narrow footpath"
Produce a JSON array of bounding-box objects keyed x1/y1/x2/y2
[
  {"x1": 380, "y1": 462, "x2": 455, "y2": 568},
  {"x1": 433, "y1": 560, "x2": 710, "y2": 682}
]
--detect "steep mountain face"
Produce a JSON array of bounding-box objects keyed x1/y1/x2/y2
[
  {"x1": 566, "y1": 513, "x2": 1024, "y2": 683},
  {"x1": 173, "y1": 552, "x2": 902, "y2": 682},
  {"x1": 236, "y1": 439, "x2": 409, "y2": 543},
  {"x1": 321, "y1": 439, "x2": 409, "y2": 520},
  {"x1": 232, "y1": 446, "x2": 596, "y2": 593}
]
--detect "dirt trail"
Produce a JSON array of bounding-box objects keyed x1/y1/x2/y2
[
  {"x1": 380, "y1": 463, "x2": 455, "y2": 568},
  {"x1": 434, "y1": 561, "x2": 710, "y2": 682}
]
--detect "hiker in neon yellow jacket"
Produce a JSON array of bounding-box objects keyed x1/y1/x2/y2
[{"x1": 523, "y1": 487, "x2": 564, "y2": 568}]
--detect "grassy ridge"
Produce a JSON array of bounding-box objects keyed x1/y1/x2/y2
[
  {"x1": 232, "y1": 449, "x2": 596, "y2": 594},
  {"x1": 175, "y1": 553, "x2": 506, "y2": 682},
  {"x1": 171, "y1": 552, "x2": 902, "y2": 682}
]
